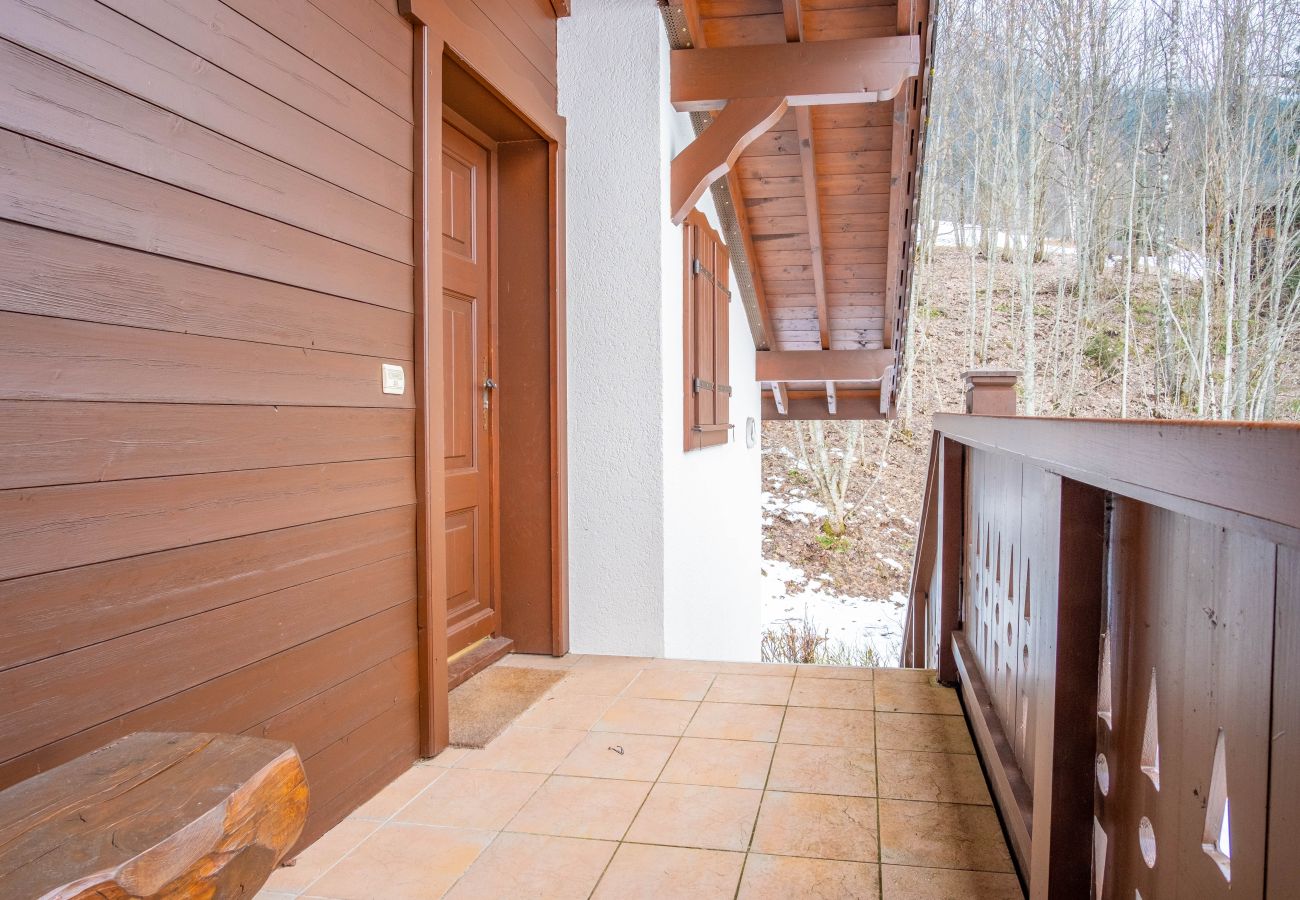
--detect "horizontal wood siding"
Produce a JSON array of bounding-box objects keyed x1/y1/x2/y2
[{"x1": 0, "y1": 0, "x2": 419, "y2": 848}]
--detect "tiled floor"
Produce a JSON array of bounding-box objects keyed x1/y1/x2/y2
[{"x1": 260, "y1": 654, "x2": 1021, "y2": 900}]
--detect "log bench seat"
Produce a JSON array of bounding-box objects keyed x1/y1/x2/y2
[{"x1": 0, "y1": 732, "x2": 308, "y2": 899}]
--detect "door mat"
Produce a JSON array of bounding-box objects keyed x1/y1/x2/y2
[{"x1": 448, "y1": 665, "x2": 567, "y2": 748}]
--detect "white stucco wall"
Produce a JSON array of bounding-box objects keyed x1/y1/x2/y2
[
  {"x1": 559, "y1": 0, "x2": 666, "y2": 656},
  {"x1": 559, "y1": 3, "x2": 763, "y2": 660}
]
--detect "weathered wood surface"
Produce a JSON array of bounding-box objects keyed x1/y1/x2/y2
[{"x1": 0, "y1": 732, "x2": 308, "y2": 899}]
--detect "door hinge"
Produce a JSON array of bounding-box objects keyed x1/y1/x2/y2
[{"x1": 692, "y1": 258, "x2": 731, "y2": 298}]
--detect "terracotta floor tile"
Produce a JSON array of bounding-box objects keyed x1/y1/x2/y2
[
  {"x1": 394, "y1": 767, "x2": 545, "y2": 829},
  {"x1": 659, "y1": 737, "x2": 775, "y2": 789},
  {"x1": 715, "y1": 661, "x2": 797, "y2": 677},
  {"x1": 592, "y1": 843, "x2": 745, "y2": 899},
  {"x1": 548, "y1": 666, "x2": 644, "y2": 697},
  {"x1": 264, "y1": 818, "x2": 378, "y2": 893},
  {"x1": 789, "y1": 677, "x2": 875, "y2": 710},
  {"x1": 346, "y1": 766, "x2": 446, "y2": 821},
  {"x1": 573, "y1": 654, "x2": 654, "y2": 668},
  {"x1": 685, "y1": 702, "x2": 786, "y2": 742},
  {"x1": 779, "y1": 706, "x2": 875, "y2": 747},
  {"x1": 881, "y1": 864, "x2": 1023, "y2": 899},
  {"x1": 876, "y1": 750, "x2": 992, "y2": 805},
  {"x1": 305, "y1": 823, "x2": 493, "y2": 900},
  {"x1": 878, "y1": 799, "x2": 1014, "y2": 872},
  {"x1": 874, "y1": 680, "x2": 963, "y2": 715},
  {"x1": 704, "y1": 674, "x2": 793, "y2": 705},
  {"x1": 443, "y1": 832, "x2": 616, "y2": 900},
  {"x1": 506, "y1": 774, "x2": 651, "y2": 840},
  {"x1": 796, "y1": 664, "x2": 875, "y2": 681},
  {"x1": 594, "y1": 696, "x2": 700, "y2": 736},
  {"x1": 873, "y1": 668, "x2": 938, "y2": 683},
  {"x1": 516, "y1": 692, "x2": 615, "y2": 730},
  {"x1": 454, "y1": 725, "x2": 587, "y2": 774},
  {"x1": 751, "y1": 792, "x2": 879, "y2": 863},
  {"x1": 554, "y1": 731, "x2": 679, "y2": 781},
  {"x1": 626, "y1": 781, "x2": 762, "y2": 852},
  {"x1": 875, "y1": 712, "x2": 976, "y2": 754},
  {"x1": 497, "y1": 653, "x2": 584, "y2": 669},
  {"x1": 625, "y1": 668, "x2": 716, "y2": 701},
  {"x1": 424, "y1": 746, "x2": 470, "y2": 767},
  {"x1": 645, "y1": 657, "x2": 728, "y2": 673},
  {"x1": 738, "y1": 854, "x2": 881, "y2": 899},
  {"x1": 767, "y1": 743, "x2": 877, "y2": 797}
]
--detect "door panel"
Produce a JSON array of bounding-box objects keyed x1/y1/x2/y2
[{"x1": 441, "y1": 122, "x2": 495, "y2": 656}]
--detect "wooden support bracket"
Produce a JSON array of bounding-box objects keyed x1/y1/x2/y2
[
  {"x1": 671, "y1": 36, "x2": 919, "y2": 112},
  {"x1": 670, "y1": 96, "x2": 788, "y2": 225}
]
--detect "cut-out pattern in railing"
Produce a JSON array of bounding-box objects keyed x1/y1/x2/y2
[{"x1": 1202, "y1": 728, "x2": 1232, "y2": 882}]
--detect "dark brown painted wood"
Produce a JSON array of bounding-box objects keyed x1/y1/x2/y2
[
  {"x1": 0, "y1": 130, "x2": 410, "y2": 309},
  {"x1": 935, "y1": 436, "x2": 963, "y2": 683},
  {"x1": 0, "y1": 42, "x2": 411, "y2": 263},
  {"x1": 0, "y1": 313, "x2": 414, "y2": 408},
  {"x1": 1028, "y1": 477, "x2": 1104, "y2": 898},
  {"x1": 0, "y1": 223, "x2": 412, "y2": 356},
  {"x1": 1270, "y1": 544, "x2": 1300, "y2": 899},
  {"x1": 441, "y1": 119, "x2": 498, "y2": 657},
  {"x1": 0, "y1": 403, "x2": 412, "y2": 490},
  {"x1": 0, "y1": 508, "x2": 415, "y2": 673},
  {"x1": 447, "y1": 637, "x2": 515, "y2": 689},
  {"x1": 3, "y1": 0, "x2": 412, "y2": 212}
]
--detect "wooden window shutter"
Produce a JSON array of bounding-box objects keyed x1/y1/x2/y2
[{"x1": 683, "y1": 211, "x2": 732, "y2": 451}]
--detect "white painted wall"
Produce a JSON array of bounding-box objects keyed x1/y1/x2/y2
[{"x1": 559, "y1": 2, "x2": 763, "y2": 660}]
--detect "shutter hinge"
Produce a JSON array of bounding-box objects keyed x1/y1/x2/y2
[
  {"x1": 691, "y1": 258, "x2": 731, "y2": 298},
  {"x1": 692, "y1": 377, "x2": 715, "y2": 393},
  {"x1": 717, "y1": 383, "x2": 733, "y2": 396}
]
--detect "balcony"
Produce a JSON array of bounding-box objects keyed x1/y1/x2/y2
[{"x1": 258, "y1": 654, "x2": 1018, "y2": 900}]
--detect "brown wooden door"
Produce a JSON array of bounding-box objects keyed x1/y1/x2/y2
[{"x1": 441, "y1": 121, "x2": 497, "y2": 656}]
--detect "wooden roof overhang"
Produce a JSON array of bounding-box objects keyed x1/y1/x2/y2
[{"x1": 666, "y1": 0, "x2": 934, "y2": 420}]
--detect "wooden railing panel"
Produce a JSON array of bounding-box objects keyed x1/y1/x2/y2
[
  {"x1": 1270, "y1": 544, "x2": 1300, "y2": 899},
  {"x1": 905, "y1": 414, "x2": 1298, "y2": 897},
  {"x1": 1095, "y1": 499, "x2": 1274, "y2": 898}
]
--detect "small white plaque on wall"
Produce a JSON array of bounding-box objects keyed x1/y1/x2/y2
[{"x1": 381, "y1": 363, "x2": 405, "y2": 395}]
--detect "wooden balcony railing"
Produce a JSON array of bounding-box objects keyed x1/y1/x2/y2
[{"x1": 902, "y1": 412, "x2": 1300, "y2": 898}]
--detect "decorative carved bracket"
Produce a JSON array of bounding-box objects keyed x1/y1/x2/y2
[
  {"x1": 667, "y1": 35, "x2": 919, "y2": 224},
  {"x1": 670, "y1": 96, "x2": 788, "y2": 225}
]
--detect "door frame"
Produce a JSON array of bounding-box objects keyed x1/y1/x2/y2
[{"x1": 401, "y1": 0, "x2": 568, "y2": 757}]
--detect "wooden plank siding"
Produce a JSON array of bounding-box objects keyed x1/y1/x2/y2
[{"x1": 0, "y1": 0, "x2": 480, "y2": 853}]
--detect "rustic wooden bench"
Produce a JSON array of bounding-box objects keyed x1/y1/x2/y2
[{"x1": 0, "y1": 732, "x2": 308, "y2": 899}]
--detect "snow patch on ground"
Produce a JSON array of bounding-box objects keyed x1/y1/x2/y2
[{"x1": 761, "y1": 559, "x2": 906, "y2": 665}]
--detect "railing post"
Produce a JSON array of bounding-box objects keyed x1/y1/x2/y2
[
  {"x1": 1028, "y1": 479, "x2": 1106, "y2": 898},
  {"x1": 963, "y1": 369, "x2": 1021, "y2": 416},
  {"x1": 935, "y1": 436, "x2": 963, "y2": 683}
]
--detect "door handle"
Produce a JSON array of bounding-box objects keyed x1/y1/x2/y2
[{"x1": 482, "y1": 377, "x2": 497, "y2": 410}]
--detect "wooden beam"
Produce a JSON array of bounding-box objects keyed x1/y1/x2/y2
[
  {"x1": 756, "y1": 348, "x2": 894, "y2": 382},
  {"x1": 671, "y1": 36, "x2": 920, "y2": 112},
  {"x1": 670, "y1": 96, "x2": 788, "y2": 226},
  {"x1": 764, "y1": 391, "x2": 883, "y2": 421}
]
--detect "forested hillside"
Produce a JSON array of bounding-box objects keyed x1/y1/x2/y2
[{"x1": 760, "y1": 0, "x2": 1300, "y2": 663}]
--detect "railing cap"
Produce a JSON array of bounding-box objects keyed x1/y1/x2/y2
[{"x1": 961, "y1": 369, "x2": 1021, "y2": 416}]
